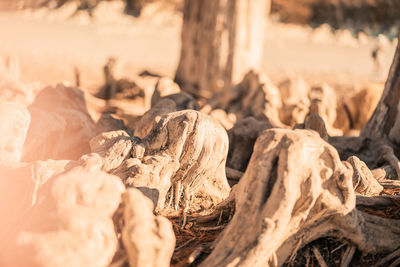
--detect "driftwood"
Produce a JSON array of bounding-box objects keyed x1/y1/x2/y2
[
  {"x1": 134, "y1": 99, "x2": 177, "y2": 138},
  {"x1": 332, "y1": 36, "x2": 400, "y2": 169},
  {"x1": 228, "y1": 70, "x2": 283, "y2": 126},
  {"x1": 346, "y1": 156, "x2": 383, "y2": 196},
  {"x1": 16, "y1": 169, "x2": 125, "y2": 267},
  {"x1": 227, "y1": 117, "x2": 272, "y2": 172},
  {"x1": 201, "y1": 129, "x2": 400, "y2": 267},
  {"x1": 115, "y1": 110, "x2": 231, "y2": 211},
  {"x1": 121, "y1": 188, "x2": 175, "y2": 267},
  {"x1": 296, "y1": 112, "x2": 329, "y2": 141},
  {"x1": 151, "y1": 77, "x2": 199, "y2": 111},
  {"x1": 89, "y1": 130, "x2": 133, "y2": 172},
  {"x1": 23, "y1": 84, "x2": 97, "y2": 161},
  {"x1": 278, "y1": 76, "x2": 310, "y2": 126}
]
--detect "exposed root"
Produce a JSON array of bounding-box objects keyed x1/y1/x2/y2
[
  {"x1": 356, "y1": 195, "x2": 400, "y2": 207},
  {"x1": 225, "y1": 167, "x2": 243, "y2": 181},
  {"x1": 200, "y1": 129, "x2": 400, "y2": 267},
  {"x1": 380, "y1": 144, "x2": 400, "y2": 179},
  {"x1": 312, "y1": 246, "x2": 328, "y2": 267},
  {"x1": 375, "y1": 247, "x2": 400, "y2": 266},
  {"x1": 340, "y1": 245, "x2": 356, "y2": 267}
]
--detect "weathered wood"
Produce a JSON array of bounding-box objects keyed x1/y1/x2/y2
[
  {"x1": 18, "y1": 169, "x2": 125, "y2": 267},
  {"x1": 115, "y1": 110, "x2": 231, "y2": 211},
  {"x1": 362, "y1": 34, "x2": 400, "y2": 143},
  {"x1": 201, "y1": 129, "x2": 400, "y2": 267},
  {"x1": 121, "y1": 188, "x2": 175, "y2": 267},
  {"x1": 175, "y1": 0, "x2": 269, "y2": 98}
]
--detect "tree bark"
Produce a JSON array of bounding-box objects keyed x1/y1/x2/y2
[
  {"x1": 331, "y1": 35, "x2": 400, "y2": 170},
  {"x1": 361, "y1": 36, "x2": 400, "y2": 144},
  {"x1": 175, "y1": 0, "x2": 269, "y2": 99}
]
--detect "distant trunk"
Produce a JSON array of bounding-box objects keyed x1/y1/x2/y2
[
  {"x1": 126, "y1": 0, "x2": 145, "y2": 16},
  {"x1": 361, "y1": 36, "x2": 400, "y2": 144},
  {"x1": 175, "y1": 0, "x2": 269, "y2": 99}
]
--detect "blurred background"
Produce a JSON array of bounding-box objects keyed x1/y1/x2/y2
[{"x1": 0, "y1": 0, "x2": 398, "y2": 92}]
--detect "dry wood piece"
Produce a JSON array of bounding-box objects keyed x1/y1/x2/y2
[
  {"x1": 226, "y1": 167, "x2": 244, "y2": 181},
  {"x1": 134, "y1": 99, "x2": 177, "y2": 138},
  {"x1": 201, "y1": 129, "x2": 400, "y2": 267},
  {"x1": 209, "y1": 109, "x2": 236, "y2": 130},
  {"x1": 0, "y1": 101, "x2": 31, "y2": 163},
  {"x1": 304, "y1": 112, "x2": 329, "y2": 141},
  {"x1": 95, "y1": 113, "x2": 129, "y2": 135},
  {"x1": 375, "y1": 247, "x2": 400, "y2": 266},
  {"x1": 151, "y1": 77, "x2": 181, "y2": 106},
  {"x1": 356, "y1": 195, "x2": 400, "y2": 206},
  {"x1": 309, "y1": 84, "x2": 338, "y2": 130},
  {"x1": 18, "y1": 169, "x2": 125, "y2": 267},
  {"x1": 228, "y1": 70, "x2": 283, "y2": 126},
  {"x1": 379, "y1": 179, "x2": 400, "y2": 188},
  {"x1": 89, "y1": 130, "x2": 133, "y2": 172},
  {"x1": 341, "y1": 83, "x2": 384, "y2": 131},
  {"x1": 227, "y1": 116, "x2": 272, "y2": 172},
  {"x1": 121, "y1": 188, "x2": 175, "y2": 267},
  {"x1": 312, "y1": 246, "x2": 328, "y2": 267},
  {"x1": 389, "y1": 257, "x2": 400, "y2": 267},
  {"x1": 97, "y1": 58, "x2": 145, "y2": 101},
  {"x1": 23, "y1": 84, "x2": 97, "y2": 161},
  {"x1": 346, "y1": 156, "x2": 383, "y2": 196},
  {"x1": 380, "y1": 144, "x2": 400, "y2": 179},
  {"x1": 116, "y1": 110, "x2": 231, "y2": 211},
  {"x1": 151, "y1": 77, "x2": 199, "y2": 111},
  {"x1": 361, "y1": 37, "x2": 400, "y2": 144},
  {"x1": 340, "y1": 245, "x2": 356, "y2": 267},
  {"x1": 278, "y1": 76, "x2": 310, "y2": 126}
]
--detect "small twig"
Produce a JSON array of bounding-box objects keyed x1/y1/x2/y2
[
  {"x1": 166, "y1": 186, "x2": 174, "y2": 210},
  {"x1": 193, "y1": 212, "x2": 220, "y2": 223},
  {"x1": 305, "y1": 248, "x2": 311, "y2": 267},
  {"x1": 375, "y1": 247, "x2": 400, "y2": 266},
  {"x1": 181, "y1": 211, "x2": 188, "y2": 229},
  {"x1": 74, "y1": 66, "x2": 80, "y2": 87},
  {"x1": 179, "y1": 227, "x2": 196, "y2": 237},
  {"x1": 389, "y1": 257, "x2": 400, "y2": 267},
  {"x1": 340, "y1": 245, "x2": 356, "y2": 267},
  {"x1": 288, "y1": 239, "x2": 302, "y2": 262},
  {"x1": 312, "y1": 246, "x2": 328, "y2": 267},
  {"x1": 217, "y1": 210, "x2": 223, "y2": 226},
  {"x1": 195, "y1": 225, "x2": 226, "y2": 231},
  {"x1": 187, "y1": 245, "x2": 204, "y2": 264},
  {"x1": 331, "y1": 243, "x2": 346, "y2": 253},
  {"x1": 226, "y1": 167, "x2": 244, "y2": 180},
  {"x1": 174, "y1": 236, "x2": 197, "y2": 252}
]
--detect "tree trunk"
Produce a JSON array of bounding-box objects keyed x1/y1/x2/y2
[
  {"x1": 175, "y1": 0, "x2": 269, "y2": 99},
  {"x1": 126, "y1": 0, "x2": 145, "y2": 16},
  {"x1": 361, "y1": 36, "x2": 400, "y2": 144},
  {"x1": 331, "y1": 35, "x2": 400, "y2": 169}
]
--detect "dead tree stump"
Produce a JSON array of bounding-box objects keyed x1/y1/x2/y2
[
  {"x1": 175, "y1": 0, "x2": 269, "y2": 99},
  {"x1": 201, "y1": 129, "x2": 400, "y2": 267}
]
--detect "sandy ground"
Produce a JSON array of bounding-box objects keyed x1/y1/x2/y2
[{"x1": 0, "y1": 1, "x2": 397, "y2": 93}]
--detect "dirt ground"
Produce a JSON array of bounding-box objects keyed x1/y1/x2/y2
[{"x1": 0, "y1": 1, "x2": 397, "y2": 95}]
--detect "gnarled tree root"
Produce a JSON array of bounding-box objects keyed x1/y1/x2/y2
[{"x1": 200, "y1": 129, "x2": 400, "y2": 267}]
